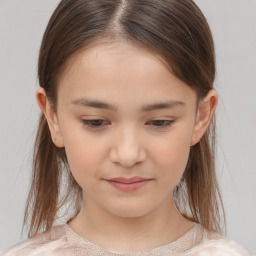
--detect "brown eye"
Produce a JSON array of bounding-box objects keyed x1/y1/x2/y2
[
  {"x1": 81, "y1": 119, "x2": 110, "y2": 128},
  {"x1": 147, "y1": 120, "x2": 175, "y2": 128}
]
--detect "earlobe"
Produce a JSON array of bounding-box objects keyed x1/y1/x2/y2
[
  {"x1": 190, "y1": 89, "x2": 218, "y2": 146},
  {"x1": 36, "y1": 87, "x2": 64, "y2": 148}
]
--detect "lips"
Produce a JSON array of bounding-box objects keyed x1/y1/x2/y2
[
  {"x1": 107, "y1": 176, "x2": 151, "y2": 184},
  {"x1": 105, "y1": 176, "x2": 152, "y2": 192}
]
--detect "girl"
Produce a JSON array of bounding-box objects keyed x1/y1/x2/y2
[{"x1": 1, "y1": 0, "x2": 253, "y2": 255}]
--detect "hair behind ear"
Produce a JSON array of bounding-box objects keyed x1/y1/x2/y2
[
  {"x1": 22, "y1": 113, "x2": 60, "y2": 237},
  {"x1": 174, "y1": 117, "x2": 226, "y2": 234},
  {"x1": 22, "y1": 113, "x2": 82, "y2": 237}
]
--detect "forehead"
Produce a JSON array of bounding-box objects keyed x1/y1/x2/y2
[
  {"x1": 61, "y1": 41, "x2": 170, "y2": 81},
  {"x1": 57, "y1": 41, "x2": 197, "y2": 108}
]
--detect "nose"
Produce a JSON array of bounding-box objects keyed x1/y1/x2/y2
[{"x1": 109, "y1": 126, "x2": 147, "y2": 168}]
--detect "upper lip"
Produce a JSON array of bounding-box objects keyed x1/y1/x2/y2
[{"x1": 107, "y1": 177, "x2": 151, "y2": 184}]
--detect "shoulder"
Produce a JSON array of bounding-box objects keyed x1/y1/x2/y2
[
  {"x1": 0, "y1": 224, "x2": 68, "y2": 256},
  {"x1": 193, "y1": 239, "x2": 253, "y2": 256},
  {"x1": 188, "y1": 228, "x2": 253, "y2": 256}
]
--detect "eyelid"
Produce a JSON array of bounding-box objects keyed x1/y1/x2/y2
[
  {"x1": 80, "y1": 118, "x2": 110, "y2": 128},
  {"x1": 146, "y1": 119, "x2": 175, "y2": 128},
  {"x1": 80, "y1": 118, "x2": 175, "y2": 129}
]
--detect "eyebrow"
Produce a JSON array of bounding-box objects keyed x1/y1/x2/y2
[{"x1": 71, "y1": 98, "x2": 185, "y2": 112}]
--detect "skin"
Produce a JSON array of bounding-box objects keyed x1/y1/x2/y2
[{"x1": 36, "y1": 41, "x2": 218, "y2": 253}]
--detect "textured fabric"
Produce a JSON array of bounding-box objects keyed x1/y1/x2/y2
[{"x1": 1, "y1": 223, "x2": 253, "y2": 256}]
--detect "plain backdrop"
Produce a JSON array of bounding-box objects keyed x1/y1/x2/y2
[{"x1": 0, "y1": 0, "x2": 255, "y2": 253}]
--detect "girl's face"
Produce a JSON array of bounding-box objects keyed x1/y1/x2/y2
[{"x1": 39, "y1": 41, "x2": 216, "y2": 218}]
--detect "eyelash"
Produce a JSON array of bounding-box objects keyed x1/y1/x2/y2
[{"x1": 81, "y1": 119, "x2": 175, "y2": 129}]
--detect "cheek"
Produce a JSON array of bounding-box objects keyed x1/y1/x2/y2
[
  {"x1": 65, "y1": 144, "x2": 96, "y2": 187},
  {"x1": 154, "y1": 131, "x2": 192, "y2": 185},
  {"x1": 60, "y1": 123, "x2": 107, "y2": 186}
]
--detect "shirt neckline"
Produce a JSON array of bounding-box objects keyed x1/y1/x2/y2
[{"x1": 63, "y1": 222, "x2": 202, "y2": 255}]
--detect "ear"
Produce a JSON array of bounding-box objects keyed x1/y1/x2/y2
[
  {"x1": 190, "y1": 89, "x2": 218, "y2": 146},
  {"x1": 36, "y1": 87, "x2": 64, "y2": 148}
]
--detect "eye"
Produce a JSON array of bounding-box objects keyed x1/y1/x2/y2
[
  {"x1": 81, "y1": 119, "x2": 175, "y2": 129},
  {"x1": 146, "y1": 120, "x2": 175, "y2": 128},
  {"x1": 81, "y1": 119, "x2": 110, "y2": 128}
]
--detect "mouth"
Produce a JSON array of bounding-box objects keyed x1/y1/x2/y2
[{"x1": 105, "y1": 176, "x2": 153, "y2": 192}]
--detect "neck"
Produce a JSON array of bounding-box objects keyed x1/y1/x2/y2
[{"x1": 68, "y1": 193, "x2": 194, "y2": 253}]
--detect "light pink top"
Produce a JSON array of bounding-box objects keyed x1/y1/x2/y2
[{"x1": 1, "y1": 223, "x2": 253, "y2": 255}]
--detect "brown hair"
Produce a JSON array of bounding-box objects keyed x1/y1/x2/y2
[{"x1": 23, "y1": 0, "x2": 225, "y2": 238}]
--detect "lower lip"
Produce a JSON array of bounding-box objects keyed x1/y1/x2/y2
[{"x1": 107, "y1": 180, "x2": 150, "y2": 192}]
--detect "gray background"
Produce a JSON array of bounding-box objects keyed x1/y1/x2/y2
[{"x1": 0, "y1": 0, "x2": 255, "y2": 253}]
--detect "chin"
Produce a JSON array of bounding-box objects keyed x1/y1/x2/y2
[
  {"x1": 103, "y1": 201, "x2": 156, "y2": 219},
  {"x1": 110, "y1": 210, "x2": 150, "y2": 219}
]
